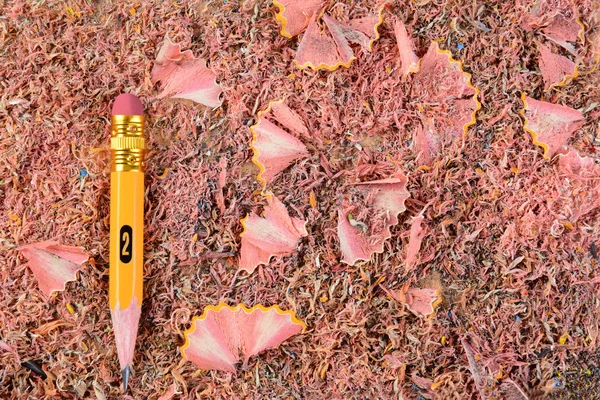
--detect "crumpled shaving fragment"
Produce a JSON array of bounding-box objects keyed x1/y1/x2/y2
[
  {"x1": 520, "y1": 93, "x2": 585, "y2": 159},
  {"x1": 461, "y1": 338, "x2": 530, "y2": 399},
  {"x1": 250, "y1": 98, "x2": 309, "y2": 186},
  {"x1": 290, "y1": 7, "x2": 384, "y2": 71},
  {"x1": 17, "y1": 241, "x2": 89, "y2": 297},
  {"x1": 411, "y1": 374, "x2": 436, "y2": 398},
  {"x1": 393, "y1": 18, "x2": 419, "y2": 75},
  {"x1": 151, "y1": 36, "x2": 223, "y2": 108},
  {"x1": 181, "y1": 303, "x2": 305, "y2": 372},
  {"x1": 411, "y1": 41, "x2": 481, "y2": 166},
  {"x1": 387, "y1": 282, "x2": 441, "y2": 318},
  {"x1": 461, "y1": 338, "x2": 498, "y2": 398},
  {"x1": 499, "y1": 379, "x2": 530, "y2": 400},
  {"x1": 556, "y1": 149, "x2": 599, "y2": 178},
  {"x1": 239, "y1": 194, "x2": 308, "y2": 274},
  {"x1": 405, "y1": 287, "x2": 441, "y2": 318},
  {"x1": 405, "y1": 213, "x2": 426, "y2": 271},
  {"x1": 538, "y1": 42, "x2": 578, "y2": 91},
  {"x1": 542, "y1": 13, "x2": 584, "y2": 56},
  {"x1": 555, "y1": 150, "x2": 600, "y2": 222},
  {"x1": 338, "y1": 173, "x2": 410, "y2": 265}
]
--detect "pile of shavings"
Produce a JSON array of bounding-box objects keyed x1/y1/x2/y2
[{"x1": 1, "y1": 0, "x2": 600, "y2": 399}]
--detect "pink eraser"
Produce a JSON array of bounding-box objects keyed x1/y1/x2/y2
[{"x1": 112, "y1": 94, "x2": 144, "y2": 116}]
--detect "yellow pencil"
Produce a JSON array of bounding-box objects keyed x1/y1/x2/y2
[{"x1": 109, "y1": 94, "x2": 145, "y2": 390}]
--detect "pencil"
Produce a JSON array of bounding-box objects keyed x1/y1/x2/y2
[{"x1": 109, "y1": 94, "x2": 145, "y2": 391}]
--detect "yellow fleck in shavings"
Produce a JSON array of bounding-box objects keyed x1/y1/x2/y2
[
  {"x1": 7, "y1": 210, "x2": 21, "y2": 226},
  {"x1": 562, "y1": 221, "x2": 574, "y2": 230},
  {"x1": 309, "y1": 190, "x2": 317, "y2": 208},
  {"x1": 158, "y1": 168, "x2": 170, "y2": 179},
  {"x1": 319, "y1": 363, "x2": 329, "y2": 379}
]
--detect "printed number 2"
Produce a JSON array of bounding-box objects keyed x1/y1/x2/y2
[
  {"x1": 119, "y1": 225, "x2": 133, "y2": 263},
  {"x1": 122, "y1": 232, "x2": 130, "y2": 256}
]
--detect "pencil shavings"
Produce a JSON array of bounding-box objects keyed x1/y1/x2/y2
[
  {"x1": 151, "y1": 37, "x2": 223, "y2": 108},
  {"x1": 338, "y1": 173, "x2": 410, "y2": 265},
  {"x1": 411, "y1": 42, "x2": 481, "y2": 165},
  {"x1": 538, "y1": 42, "x2": 578, "y2": 91},
  {"x1": 250, "y1": 99, "x2": 309, "y2": 186},
  {"x1": 520, "y1": 94, "x2": 585, "y2": 159},
  {"x1": 180, "y1": 303, "x2": 306, "y2": 372},
  {"x1": 273, "y1": 0, "x2": 325, "y2": 38},
  {"x1": 293, "y1": 7, "x2": 384, "y2": 71},
  {"x1": 17, "y1": 241, "x2": 89, "y2": 297},
  {"x1": 239, "y1": 195, "x2": 308, "y2": 274},
  {"x1": 394, "y1": 19, "x2": 419, "y2": 75}
]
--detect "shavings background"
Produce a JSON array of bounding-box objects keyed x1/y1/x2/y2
[{"x1": 1, "y1": 0, "x2": 599, "y2": 398}]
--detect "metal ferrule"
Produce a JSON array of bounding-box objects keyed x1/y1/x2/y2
[{"x1": 110, "y1": 115, "x2": 145, "y2": 172}]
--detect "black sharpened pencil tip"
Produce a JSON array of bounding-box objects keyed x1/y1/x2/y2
[{"x1": 122, "y1": 366, "x2": 131, "y2": 391}]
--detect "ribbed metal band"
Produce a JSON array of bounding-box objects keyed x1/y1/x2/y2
[
  {"x1": 110, "y1": 136, "x2": 145, "y2": 150},
  {"x1": 111, "y1": 114, "x2": 145, "y2": 172}
]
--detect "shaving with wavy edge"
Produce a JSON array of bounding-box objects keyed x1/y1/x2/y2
[
  {"x1": 275, "y1": 4, "x2": 384, "y2": 71},
  {"x1": 411, "y1": 41, "x2": 481, "y2": 166},
  {"x1": 180, "y1": 302, "x2": 305, "y2": 372},
  {"x1": 522, "y1": 2, "x2": 584, "y2": 56},
  {"x1": 338, "y1": 173, "x2": 410, "y2": 265},
  {"x1": 17, "y1": 240, "x2": 89, "y2": 297},
  {"x1": 273, "y1": 0, "x2": 325, "y2": 38},
  {"x1": 520, "y1": 93, "x2": 585, "y2": 159},
  {"x1": 250, "y1": 98, "x2": 309, "y2": 188},
  {"x1": 239, "y1": 194, "x2": 308, "y2": 274},
  {"x1": 538, "y1": 41, "x2": 579, "y2": 91}
]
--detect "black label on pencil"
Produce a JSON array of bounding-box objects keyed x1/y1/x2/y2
[{"x1": 120, "y1": 225, "x2": 133, "y2": 263}]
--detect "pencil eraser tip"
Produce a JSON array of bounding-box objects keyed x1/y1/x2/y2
[{"x1": 112, "y1": 94, "x2": 144, "y2": 116}]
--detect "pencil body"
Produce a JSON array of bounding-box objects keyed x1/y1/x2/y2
[
  {"x1": 109, "y1": 107, "x2": 145, "y2": 388},
  {"x1": 109, "y1": 170, "x2": 144, "y2": 311}
]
